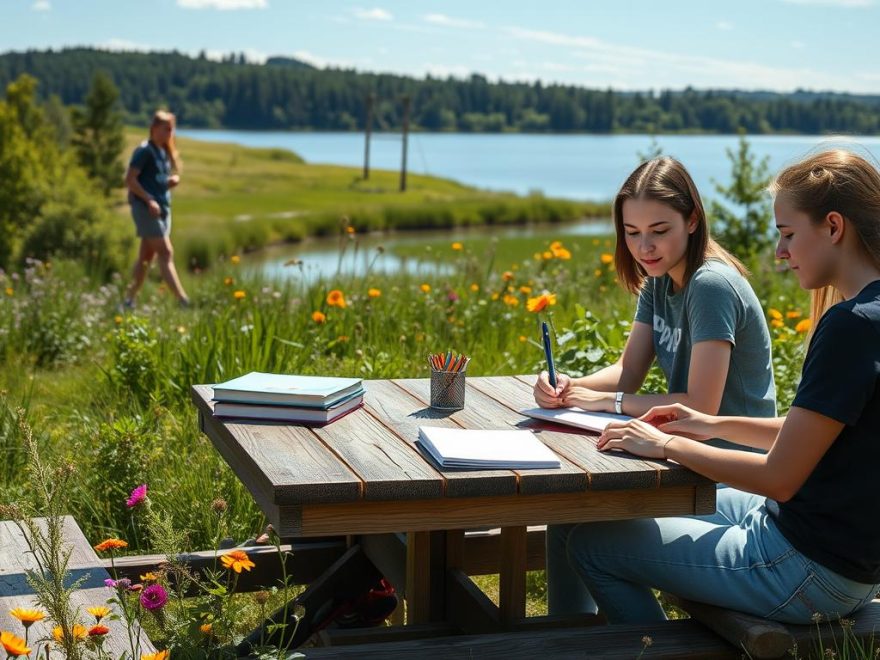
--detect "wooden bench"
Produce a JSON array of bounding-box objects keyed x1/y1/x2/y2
[{"x1": 0, "y1": 517, "x2": 157, "y2": 657}]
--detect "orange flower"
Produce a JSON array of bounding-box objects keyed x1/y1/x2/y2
[
  {"x1": 1, "y1": 631, "x2": 31, "y2": 657},
  {"x1": 768, "y1": 308, "x2": 783, "y2": 321},
  {"x1": 94, "y1": 538, "x2": 128, "y2": 552},
  {"x1": 502, "y1": 271, "x2": 514, "y2": 282},
  {"x1": 502, "y1": 294, "x2": 519, "y2": 307},
  {"x1": 199, "y1": 623, "x2": 213, "y2": 634},
  {"x1": 326, "y1": 289, "x2": 346, "y2": 308},
  {"x1": 519, "y1": 286, "x2": 532, "y2": 295},
  {"x1": 550, "y1": 240, "x2": 563, "y2": 250},
  {"x1": 87, "y1": 606, "x2": 111, "y2": 622},
  {"x1": 53, "y1": 624, "x2": 88, "y2": 642},
  {"x1": 233, "y1": 290, "x2": 246, "y2": 300},
  {"x1": 552, "y1": 247, "x2": 572, "y2": 260},
  {"x1": 141, "y1": 651, "x2": 170, "y2": 660},
  {"x1": 527, "y1": 293, "x2": 558, "y2": 313},
  {"x1": 4, "y1": 287, "x2": 13, "y2": 296},
  {"x1": 223, "y1": 276, "x2": 233, "y2": 286},
  {"x1": 220, "y1": 550, "x2": 255, "y2": 573},
  {"x1": 420, "y1": 284, "x2": 431, "y2": 293},
  {"x1": 469, "y1": 283, "x2": 479, "y2": 292},
  {"x1": 311, "y1": 310, "x2": 326, "y2": 323},
  {"x1": 451, "y1": 242, "x2": 463, "y2": 251},
  {"x1": 770, "y1": 319, "x2": 784, "y2": 329},
  {"x1": 346, "y1": 225, "x2": 355, "y2": 235},
  {"x1": 114, "y1": 315, "x2": 123, "y2": 324},
  {"x1": 230, "y1": 255, "x2": 241, "y2": 265},
  {"x1": 140, "y1": 573, "x2": 159, "y2": 583},
  {"x1": 542, "y1": 251, "x2": 553, "y2": 260},
  {"x1": 367, "y1": 288, "x2": 381, "y2": 298},
  {"x1": 600, "y1": 253, "x2": 614, "y2": 265},
  {"x1": 786, "y1": 310, "x2": 802, "y2": 319},
  {"x1": 795, "y1": 318, "x2": 812, "y2": 333},
  {"x1": 88, "y1": 625, "x2": 110, "y2": 637},
  {"x1": 518, "y1": 335, "x2": 527, "y2": 342},
  {"x1": 9, "y1": 607, "x2": 46, "y2": 627}
]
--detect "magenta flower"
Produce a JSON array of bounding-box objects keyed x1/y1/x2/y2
[
  {"x1": 139, "y1": 584, "x2": 168, "y2": 611},
  {"x1": 105, "y1": 578, "x2": 132, "y2": 590},
  {"x1": 126, "y1": 484, "x2": 147, "y2": 508}
]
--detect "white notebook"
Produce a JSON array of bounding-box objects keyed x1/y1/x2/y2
[
  {"x1": 520, "y1": 407, "x2": 632, "y2": 433},
  {"x1": 417, "y1": 426, "x2": 560, "y2": 469}
]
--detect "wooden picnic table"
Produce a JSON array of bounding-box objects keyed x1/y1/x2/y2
[{"x1": 191, "y1": 375, "x2": 716, "y2": 638}]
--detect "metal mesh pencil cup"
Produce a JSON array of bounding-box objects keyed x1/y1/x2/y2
[{"x1": 430, "y1": 369, "x2": 466, "y2": 410}]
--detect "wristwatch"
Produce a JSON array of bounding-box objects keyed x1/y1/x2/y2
[{"x1": 614, "y1": 391, "x2": 624, "y2": 415}]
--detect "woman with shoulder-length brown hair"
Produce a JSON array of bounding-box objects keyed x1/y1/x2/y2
[{"x1": 122, "y1": 110, "x2": 190, "y2": 308}]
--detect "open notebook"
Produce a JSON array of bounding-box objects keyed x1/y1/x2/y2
[
  {"x1": 520, "y1": 407, "x2": 632, "y2": 432},
  {"x1": 417, "y1": 426, "x2": 560, "y2": 469}
]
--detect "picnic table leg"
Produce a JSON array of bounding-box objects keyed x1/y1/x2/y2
[
  {"x1": 405, "y1": 530, "x2": 446, "y2": 623},
  {"x1": 499, "y1": 525, "x2": 527, "y2": 625}
]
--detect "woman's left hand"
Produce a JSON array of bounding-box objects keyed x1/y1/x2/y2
[
  {"x1": 561, "y1": 386, "x2": 613, "y2": 412},
  {"x1": 168, "y1": 174, "x2": 180, "y2": 188},
  {"x1": 598, "y1": 418, "x2": 677, "y2": 459}
]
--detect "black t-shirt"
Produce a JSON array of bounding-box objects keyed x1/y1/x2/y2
[
  {"x1": 128, "y1": 140, "x2": 171, "y2": 211},
  {"x1": 767, "y1": 279, "x2": 880, "y2": 583}
]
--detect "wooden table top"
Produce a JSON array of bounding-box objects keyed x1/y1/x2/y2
[{"x1": 191, "y1": 375, "x2": 712, "y2": 510}]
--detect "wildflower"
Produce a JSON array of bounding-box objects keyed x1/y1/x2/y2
[
  {"x1": 1, "y1": 631, "x2": 31, "y2": 657},
  {"x1": 527, "y1": 293, "x2": 558, "y2": 313},
  {"x1": 336, "y1": 335, "x2": 349, "y2": 343},
  {"x1": 221, "y1": 549, "x2": 256, "y2": 573},
  {"x1": 129, "y1": 583, "x2": 144, "y2": 593},
  {"x1": 368, "y1": 288, "x2": 381, "y2": 298},
  {"x1": 519, "y1": 286, "x2": 532, "y2": 295},
  {"x1": 4, "y1": 287, "x2": 12, "y2": 296},
  {"x1": 326, "y1": 289, "x2": 346, "y2": 308},
  {"x1": 233, "y1": 290, "x2": 246, "y2": 300},
  {"x1": 126, "y1": 484, "x2": 147, "y2": 508},
  {"x1": 641, "y1": 635, "x2": 653, "y2": 647},
  {"x1": 503, "y1": 294, "x2": 519, "y2": 307},
  {"x1": 139, "y1": 573, "x2": 159, "y2": 583},
  {"x1": 223, "y1": 276, "x2": 233, "y2": 286},
  {"x1": 594, "y1": 269, "x2": 602, "y2": 278},
  {"x1": 542, "y1": 251, "x2": 553, "y2": 260},
  {"x1": 592, "y1": 238, "x2": 600, "y2": 246},
  {"x1": 771, "y1": 319, "x2": 784, "y2": 329},
  {"x1": 311, "y1": 310, "x2": 326, "y2": 324},
  {"x1": 53, "y1": 624, "x2": 88, "y2": 642},
  {"x1": 470, "y1": 283, "x2": 479, "y2": 292},
  {"x1": 211, "y1": 498, "x2": 228, "y2": 514},
  {"x1": 114, "y1": 315, "x2": 123, "y2": 324},
  {"x1": 9, "y1": 608, "x2": 46, "y2": 627},
  {"x1": 519, "y1": 335, "x2": 527, "y2": 342},
  {"x1": 87, "y1": 606, "x2": 111, "y2": 622},
  {"x1": 104, "y1": 577, "x2": 131, "y2": 590},
  {"x1": 420, "y1": 283, "x2": 431, "y2": 293},
  {"x1": 176, "y1": 325, "x2": 186, "y2": 334},
  {"x1": 786, "y1": 310, "x2": 802, "y2": 319},
  {"x1": 141, "y1": 651, "x2": 170, "y2": 660},
  {"x1": 555, "y1": 247, "x2": 572, "y2": 259},
  {"x1": 451, "y1": 242, "x2": 463, "y2": 251},
  {"x1": 200, "y1": 623, "x2": 213, "y2": 634},
  {"x1": 88, "y1": 625, "x2": 110, "y2": 637},
  {"x1": 550, "y1": 241, "x2": 563, "y2": 250},
  {"x1": 795, "y1": 318, "x2": 811, "y2": 333},
  {"x1": 230, "y1": 255, "x2": 240, "y2": 265},
  {"x1": 768, "y1": 308, "x2": 783, "y2": 321},
  {"x1": 502, "y1": 271, "x2": 514, "y2": 282},
  {"x1": 447, "y1": 291, "x2": 460, "y2": 303},
  {"x1": 94, "y1": 538, "x2": 128, "y2": 553},
  {"x1": 140, "y1": 584, "x2": 168, "y2": 611},
  {"x1": 346, "y1": 225, "x2": 355, "y2": 235},
  {"x1": 600, "y1": 253, "x2": 614, "y2": 265}
]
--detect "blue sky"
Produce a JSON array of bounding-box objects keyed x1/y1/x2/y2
[{"x1": 7, "y1": 0, "x2": 880, "y2": 93}]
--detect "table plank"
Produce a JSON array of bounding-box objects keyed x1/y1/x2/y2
[
  {"x1": 363, "y1": 380, "x2": 518, "y2": 498},
  {"x1": 193, "y1": 385, "x2": 363, "y2": 504},
  {"x1": 394, "y1": 378, "x2": 588, "y2": 495}
]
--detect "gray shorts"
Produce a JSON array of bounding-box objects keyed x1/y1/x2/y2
[{"x1": 130, "y1": 199, "x2": 171, "y2": 239}]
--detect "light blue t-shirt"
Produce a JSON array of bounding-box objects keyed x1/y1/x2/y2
[{"x1": 634, "y1": 260, "x2": 777, "y2": 422}]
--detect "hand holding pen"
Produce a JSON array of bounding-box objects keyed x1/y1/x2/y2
[{"x1": 535, "y1": 321, "x2": 571, "y2": 408}]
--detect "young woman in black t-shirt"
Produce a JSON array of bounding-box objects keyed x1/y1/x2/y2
[{"x1": 556, "y1": 149, "x2": 880, "y2": 624}]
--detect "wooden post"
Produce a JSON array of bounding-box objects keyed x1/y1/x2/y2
[
  {"x1": 363, "y1": 93, "x2": 373, "y2": 180},
  {"x1": 399, "y1": 94, "x2": 410, "y2": 192}
]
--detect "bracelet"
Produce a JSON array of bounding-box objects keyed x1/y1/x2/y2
[
  {"x1": 614, "y1": 391, "x2": 624, "y2": 415},
  {"x1": 662, "y1": 436, "x2": 674, "y2": 459}
]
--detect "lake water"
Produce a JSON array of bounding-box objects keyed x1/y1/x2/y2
[{"x1": 177, "y1": 129, "x2": 880, "y2": 201}]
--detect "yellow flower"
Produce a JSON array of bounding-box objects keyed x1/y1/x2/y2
[
  {"x1": 594, "y1": 269, "x2": 602, "y2": 278},
  {"x1": 502, "y1": 271, "x2": 514, "y2": 282},
  {"x1": 527, "y1": 293, "x2": 558, "y2": 313},
  {"x1": 542, "y1": 251, "x2": 553, "y2": 260},
  {"x1": 311, "y1": 310, "x2": 326, "y2": 324},
  {"x1": 592, "y1": 239, "x2": 600, "y2": 246},
  {"x1": 230, "y1": 255, "x2": 240, "y2": 265},
  {"x1": 786, "y1": 310, "x2": 802, "y2": 319},
  {"x1": 200, "y1": 623, "x2": 213, "y2": 634},
  {"x1": 420, "y1": 283, "x2": 431, "y2": 293},
  {"x1": 451, "y1": 242, "x2": 463, "y2": 251},
  {"x1": 768, "y1": 308, "x2": 783, "y2": 320},
  {"x1": 114, "y1": 315, "x2": 123, "y2": 325},
  {"x1": 470, "y1": 283, "x2": 479, "y2": 292},
  {"x1": 518, "y1": 335, "x2": 527, "y2": 342},
  {"x1": 1, "y1": 631, "x2": 31, "y2": 657},
  {"x1": 53, "y1": 624, "x2": 88, "y2": 642},
  {"x1": 4, "y1": 287, "x2": 12, "y2": 296},
  {"x1": 140, "y1": 573, "x2": 159, "y2": 583},
  {"x1": 502, "y1": 294, "x2": 519, "y2": 307},
  {"x1": 600, "y1": 253, "x2": 614, "y2": 265},
  {"x1": 9, "y1": 608, "x2": 46, "y2": 627},
  {"x1": 326, "y1": 289, "x2": 346, "y2": 308},
  {"x1": 224, "y1": 276, "x2": 233, "y2": 286},
  {"x1": 771, "y1": 319, "x2": 784, "y2": 329},
  {"x1": 94, "y1": 538, "x2": 128, "y2": 552},
  {"x1": 795, "y1": 318, "x2": 812, "y2": 333},
  {"x1": 220, "y1": 550, "x2": 256, "y2": 573},
  {"x1": 141, "y1": 651, "x2": 170, "y2": 660},
  {"x1": 87, "y1": 606, "x2": 111, "y2": 622},
  {"x1": 368, "y1": 288, "x2": 381, "y2": 298},
  {"x1": 233, "y1": 290, "x2": 246, "y2": 300},
  {"x1": 519, "y1": 286, "x2": 532, "y2": 295},
  {"x1": 346, "y1": 225, "x2": 355, "y2": 235},
  {"x1": 553, "y1": 247, "x2": 572, "y2": 260},
  {"x1": 491, "y1": 292, "x2": 500, "y2": 301}
]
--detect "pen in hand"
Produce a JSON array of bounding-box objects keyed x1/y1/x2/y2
[{"x1": 542, "y1": 321, "x2": 557, "y2": 390}]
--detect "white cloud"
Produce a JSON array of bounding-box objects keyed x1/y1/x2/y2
[
  {"x1": 177, "y1": 0, "x2": 268, "y2": 9},
  {"x1": 100, "y1": 38, "x2": 154, "y2": 52},
  {"x1": 423, "y1": 13, "x2": 484, "y2": 29},
  {"x1": 353, "y1": 7, "x2": 393, "y2": 21},
  {"x1": 716, "y1": 21, "x2": 734, "y2": 30},
  {"x1": 780, "y1": 0, "x2": 873, "y2": 6},
  {"x1": 32, "y1": 0, "x2": 50, "y2": 11},
  {"x1": 291, "y1": 50, "x2": 358, "y2": 69},
  {"x1": 424, "y1": 62, "x2": 473, "y2": 78}
]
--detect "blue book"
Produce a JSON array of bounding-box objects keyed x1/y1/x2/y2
[{"x1": 212, "y1": 372, "x2": 363, "y2": 408}]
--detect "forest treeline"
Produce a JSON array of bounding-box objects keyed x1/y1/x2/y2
[{"x1": 3, "y1": 48, "x2": 880, "y2": 134}]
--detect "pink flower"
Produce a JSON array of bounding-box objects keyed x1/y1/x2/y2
[
  {"x1": 126, "y1": 484, "x2": 147, "y2": 508},
  {"x1": 139, "y1": 584, "x2": 168, "y2": 611}
]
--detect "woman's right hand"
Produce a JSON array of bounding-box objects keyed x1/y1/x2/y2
[
  {"x1": 534, "y1": 371, "x2": 571, "y2": 408},
  {"x1": 147, "y1": 199, "x2": 162, "y2": 218},
  {"x1": 639, "y1": 403, "x2": 715, "y2": 441}
]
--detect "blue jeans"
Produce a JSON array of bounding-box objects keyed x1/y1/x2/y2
[{"x1": 547, "y1": 488, "x2": 879, "y2": 624}]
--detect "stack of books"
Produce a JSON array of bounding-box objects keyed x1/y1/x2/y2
[{"x1": 212, "y1": 372, "x2": 364, "y2": 425}]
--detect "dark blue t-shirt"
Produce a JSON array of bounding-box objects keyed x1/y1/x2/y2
[
  {"x1": 128, "y1": 140, "x2": 171, "y2": 212},
  {"x1": 767, "y1": 279, "x2": 880, "y2": 583}
]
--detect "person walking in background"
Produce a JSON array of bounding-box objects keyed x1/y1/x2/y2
[
  {"x1": 123, "y1": 109, "x2": 190, "y2": 308},
  {"x1": 560, "y1": 150, "x2": 880, "y2": 624}
]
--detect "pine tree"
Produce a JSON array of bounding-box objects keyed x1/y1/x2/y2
[{"x1": 71, "y1": 71, "x2": 124, "y2": 197}]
